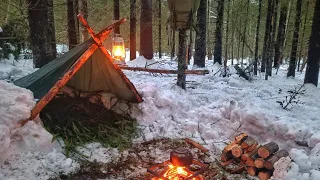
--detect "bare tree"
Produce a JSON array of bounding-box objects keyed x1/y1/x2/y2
[
  {"x1": 274, "y1": 3, "x2": 288, "y2": 68},
  {"x1": 114, "y1": 0, "x2": 120, "y2": 34}
]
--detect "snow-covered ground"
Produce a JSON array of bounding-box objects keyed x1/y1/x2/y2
[{"x1": 1, "y1": 55, "x2": 320, "y2": 180}]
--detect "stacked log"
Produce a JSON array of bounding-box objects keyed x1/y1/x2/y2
[{"x1": 220, "y1": 134, "x2": 289, "y2": 180}]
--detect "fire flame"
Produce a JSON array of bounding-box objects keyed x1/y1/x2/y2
[{"x1": 155, "y1": 164, "x2": 197, "y2": 180}]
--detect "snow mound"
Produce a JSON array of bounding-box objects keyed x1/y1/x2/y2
[{"x1": 0, "y1": 80, "x2": 79, "y2": 179}]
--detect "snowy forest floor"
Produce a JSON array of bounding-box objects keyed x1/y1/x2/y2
[{"x1": 1, "y1": 56, "x2": 320, "y2": 180}]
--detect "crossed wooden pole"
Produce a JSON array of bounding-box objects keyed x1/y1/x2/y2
[{"x1": 19, "y1": 15, "x2": 142, "y2": 126}]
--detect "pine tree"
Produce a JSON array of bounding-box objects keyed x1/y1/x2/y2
[
  {"x1": 213, "y1": 0, "x2": 224, "y2": 65},
  {"x1": 194, "y1": 0, "x2": 207, "y2": 67},
  {"x1": 27, "y1": 0, "x2": 56, "y2": 68},
  {"x1": 140, "y1": 0, "x2": 153, "y2": 60},
  {"x1": 304, "y1": 0, "x2": 320, "y2": 86},
  {"x1": 287, "y1": 0, "x2": 302, "y2": 77},
  {"x1": 177, "y1": 30, "x2": 187, "y2": 89},
  {"x1": 47, "y1": 0, "x2": 56, "y2": 56}
]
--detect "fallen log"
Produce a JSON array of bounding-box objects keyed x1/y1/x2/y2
[
  {"x1": 258, "y1": 171, "x2": 271, "y2": 180},
  {"x1": 254, "y1": 158, "x2": 265, "y2": 168},
  {"x1": 264, "y1": 149, "x2": 289, "y2": 170},
  {"x1": 258, "y1": 142, "x2": 279, "y2": 158},
  {"x1": 223, "y1": 142, "x2": 239, "y2": 153},
  {"x1": 241, "y1": 136, "x2": 257, "y2": 149},
  {"x1": 119, "y1": 66, "x2": 209, "y2": 75},
  {"x1": 220, "y1": 159, "x2": 234, "y2": 166},
  {"x1": 184, "y1": 138, "x2": 209, "y2": 153}
]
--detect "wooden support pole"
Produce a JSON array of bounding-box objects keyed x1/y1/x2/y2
[{"x1": 20, "y1": 44, "x2": 99, "y2": 125}]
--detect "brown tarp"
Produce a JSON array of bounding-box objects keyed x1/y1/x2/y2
[{"x1": 67, "y1": 48, "x2": 137, "y2": 102}]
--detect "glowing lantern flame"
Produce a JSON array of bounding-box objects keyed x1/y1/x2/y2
[{"x1": 112, "y1": 34, "x2": 125, "y2": 61}]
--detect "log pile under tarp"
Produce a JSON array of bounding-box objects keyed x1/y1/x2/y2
[{"x1": 220, "y1": 133, "x2": 289, "y2": 180}]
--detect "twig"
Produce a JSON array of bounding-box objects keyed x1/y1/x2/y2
[{"x1": 185, "y1": 138, "x2": 209, "y2": 153}]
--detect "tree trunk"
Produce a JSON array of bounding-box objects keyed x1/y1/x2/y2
[
  {"x1": 194, "y1": 0, "x2": 207, "y2": 67},
  {"x1": 213, "y1": 0, "x2": 224, "y2": 65},
  {"x1": 140, "y1": 0, "x2": 153, "y2": 60},
  {"x1": 130, "y1": 0, "x2": 136, "y2": 60},
  {"x1": 27, "y1": 0, "x2": 56, "y2": 68},
  {"x1": 254, "y1": 0, "x2": 262, "y2": 75},
  {"x1": 47, "y1": 0, "x2": 57, "y2": 57},
  {"x1": 74, "y1": 0, "x2": 80, "y2": 42},
  {"x1": 267, "y1": 0, "x2": 278, "y2": 76},
  {"x1": 177, "y1": 29, "x2": 187, "y2": 89},
  {"x1": 79, "y1": 0, "x2": 88, "y2": 42},
  {"x1": 297, "y1": 1, "x2": 309, "y2": 71},
  {"x1": 207, "y1": 0, "x2": 212, "y2": 60},
  {"x1": 114, "y1": 0, "x2": 120, "y2": 34},
  {"x1": 158, "y1": 0, "x2": 161, "y2": 59},
  {"x1": 241, "y1": 0, "x2": 250, "y2": 65},
  {"x1": 67, "y1": 0, "x2": 78, "y2": 49},
  {"x1": 287, "y1": 0, "x2": 302, "y2": 77},
  {"x1": 171, "y1": 30, "x2": 175, "y2": 60},
  {"x1": 274, "y1": 4, "x2": 288, "y2": 68},
  {"x1": 304, "y1": 0, "x2": 320, "y2": 86},
  {"x1": 224, "y1": 0, "x2": 230, "y2": 70},
  {"x1": 261, "y1": 0, "x2": 273, "y2": 74}
]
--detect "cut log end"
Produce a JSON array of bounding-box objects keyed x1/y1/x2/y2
[
  {"x1": 258, "y1": 171, "x2": 271, "y2": 180},
  {"x1": 241, "y1": 136, "x2": 257, "y2": 149},
  {"x1": 264, "y1": 149, "x2": 289, "y2": 170},
  {"x1": 232, "y1": 145, "x2": 243, "y2": 158},
  {"x1": 258, "y1": 142, "x2": 279, "y2": 158},
  {"x1": 235, "y1": 133, "x2": 248, "y2": 143},
  {"x1": 247, "y1": 167, "x2": 258, "y2": 176},
  {"x1": 254, "y1": 158, "x2": 265, "y2": 168}
]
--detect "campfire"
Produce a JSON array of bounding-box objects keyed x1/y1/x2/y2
[{"x1": 148, "y1": 148, "x2": 208, "y2": 180}]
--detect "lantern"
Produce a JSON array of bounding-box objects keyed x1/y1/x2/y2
[{"x1": 112, "y1": 34, "x2": 126, "y2": 63}]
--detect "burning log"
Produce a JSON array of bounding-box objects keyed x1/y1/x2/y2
[
  {"x1": 241, "y1": 146, "x2": 260, "y2": 162},
  {"x1": 241, "y1": 136, "x2": 257, "y2": 149},
  {"x1": 258, "y1": 171, "x2": 272, "y2": 180},
  {"x1": 254, "y1": 158, "x2": 265, "y2": 168},
  {"x1": 258, "y1": 142, "x2": 279, "y2": 158},
  {"x1": 246, "y1": 166, "x2": 258, "y2": 176},
  {"x1": 231, "y1": 145, "x2": 243, "y2": 158},
  {"x1": 264, "y1": 149, "x2": 289, "y2": 170},
  {"x1": 184, "y1": 138, "x2": 209, "y2": 153}
]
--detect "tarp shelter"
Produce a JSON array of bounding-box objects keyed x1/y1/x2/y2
[{"x1": 14, "y1": 17, "x2": 142, "y2": 122}]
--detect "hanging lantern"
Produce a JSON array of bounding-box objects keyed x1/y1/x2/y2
[{"x1": 112, "y1": 34, "x2": 126, "y2": 63}]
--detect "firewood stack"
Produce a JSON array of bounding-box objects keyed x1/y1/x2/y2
[{"x1": 220, "y1": 133, "x2": 289, "y2": 180}]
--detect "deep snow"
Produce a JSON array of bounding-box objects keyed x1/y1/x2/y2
[{"x1": 1, "y1": 55, "x2": 320, "y2": 180}]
